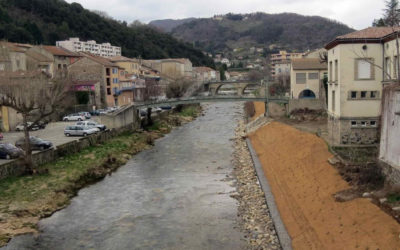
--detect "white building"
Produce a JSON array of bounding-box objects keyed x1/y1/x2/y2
[{"x1": 56, "y1": 38, "x2": 121, "y2": 58}]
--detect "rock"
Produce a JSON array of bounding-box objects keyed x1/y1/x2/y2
[
  {"x1": 379, "y1": 198, "x2": 387, "y2": 204},
  {"x1": 392, "y1": 206, "x2": 400, "y2": 211},
  {"x1": 328, "y1": 157, "x2": 340, "y2": 165},
  {"x1": 362, "y1": 192, "x2": 371, "y2": 198}
]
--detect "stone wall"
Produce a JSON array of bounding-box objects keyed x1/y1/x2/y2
[
  {"x1": 379, "y1": 160, "x2": 400, "y2": 185},
  {"x1": 98, "y1": 104, "x2": 140, "y2": 130},
  {"x1": 328, "y1": 115, "x2": 379, "y2": 146},
  {"x1": 288, "y1": 99, "x2": 325, "y2": 113}
]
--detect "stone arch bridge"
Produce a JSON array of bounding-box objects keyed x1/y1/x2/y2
[{"x1": 204, "y1": 81, "x2": 261, "y2": 96}]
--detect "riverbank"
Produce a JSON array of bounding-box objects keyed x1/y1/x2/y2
[
  {"x1": 249, "y1": 122, "x2": 400, "y2": 249},
  {"x1": 232, "y1": 120, "x2": 281, "y2": 249},
  {"x1": 0, "y1": 106, "x2": 201, "y2": 247}
]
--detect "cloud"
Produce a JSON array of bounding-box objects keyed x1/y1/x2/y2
[{"x1": 65, "y1": 0, "x2": 385, "y2": 29}]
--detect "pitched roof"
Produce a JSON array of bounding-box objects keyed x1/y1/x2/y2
[
  {"x1": 43, "y1": 46, "x2": 81, "y2": 57},
  {"x1": 325, "y1": 27, "x2": 400, "y2": 49},
  {"x1": 79, "y1": 52, "x2": 117, "y2": 67},
  {"x1": 291, "y1": 58, "x2": 327, "y2": 70},
  {"x1": 193, "y1": 66, "x2": 215, "y2": 73},
  {"x1": 26, "y1": 50, "x2": 53, "y2": 63},
  {"x1": 0, "y1": 42, "x2": 31, "y2": 53},
  {"x1": 109, "y1": 56, "x2": 137, "y2": 62}
]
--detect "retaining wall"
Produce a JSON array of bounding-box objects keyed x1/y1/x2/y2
[{"x1": 288, "y1": 99, "x2": 325, "y2": 113}]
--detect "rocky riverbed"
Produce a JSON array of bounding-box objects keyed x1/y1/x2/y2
[{"x1": 232, "y1": 120, "x2": 281, "y2": 250}]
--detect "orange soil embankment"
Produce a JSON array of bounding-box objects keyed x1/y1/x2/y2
[
  {"x1": 249, "y1": 122, "x2": 400, "y2": 250},
  {"x1": 252, "y1": 102, "x2": 265, "y2": 120}
]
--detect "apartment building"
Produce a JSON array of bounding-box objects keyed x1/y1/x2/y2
[
  {"x1": 193, "y1": 67, "x2": 219, "y2": 83},
  {"x1": 56, "y1": 38, "x2": 121, "y2": 58},
  {"x1": 325, "y1": 27, "x2": 400, "y2": 146},
  {"x1": 270, "y1": 50, "x2": 303, "y2": 78},
  {"x1": 143, "y1": 58, "x2": 192, "y2": 80}
]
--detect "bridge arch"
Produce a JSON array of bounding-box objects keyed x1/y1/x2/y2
[
  {"x1": 299, "y1": 89, "x2": 316, "y2": 99},
  {"x1": 241, "y1": 83, "x2": 260, "y2": 96},
  {"x1": 215, "y1": 83, "x2": 238, "y2": 95}
]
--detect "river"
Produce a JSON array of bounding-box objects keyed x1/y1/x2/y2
[{"x1": 4, "y1": 102, "x2": 246, "y2": 250}]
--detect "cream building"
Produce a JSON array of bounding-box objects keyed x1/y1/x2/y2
[
  {"x1": 290, "y1": 58, "x2": 327, "y2": 99},
  {"x1": 324, "y1": 27, "x2": 400, "y2": 146}
]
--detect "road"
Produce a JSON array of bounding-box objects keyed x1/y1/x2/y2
[{"x1": 3, "y1": 102, "x2": 246, "y2": 249}]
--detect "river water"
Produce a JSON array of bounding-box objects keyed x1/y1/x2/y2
[{"x1": 4, "y1": 103, "x2": 246, "y2": 250}]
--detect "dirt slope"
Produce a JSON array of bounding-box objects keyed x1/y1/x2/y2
[{"x1": 249, "y1": 122, "x2": 400, "y2": 249}]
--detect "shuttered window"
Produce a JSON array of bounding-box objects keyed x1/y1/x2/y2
[{"x1": 296, "y1": 73, "x2": 306, "y2": 84}]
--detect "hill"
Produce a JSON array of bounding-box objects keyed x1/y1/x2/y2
[
  {"x1": 149, "y1": 18, "x2": 196, "y2": 32},
  {"x1": 154, "y1": 13, "x2": 354, "y2": 54},
  {"x1": 0, "y1": 0, "x2": 214, "y2": 67}
]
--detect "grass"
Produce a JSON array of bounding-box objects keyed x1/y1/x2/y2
[
  {"x1": 387, "y1": 193, "x2": 400, "y2": 203},
  {"x1": 179, "y1": 106, "x2": 199, "y2": 117}
]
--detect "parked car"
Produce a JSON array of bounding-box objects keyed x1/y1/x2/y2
[
  {"x1": 15, "y1": 122, "x2": 40, "y2": 131},
  {"x1": 97, "y1": 109, "x2": 109, "y2": 115},
  {"x1": 90, "y1": 110, "x2": 100, "y2": 116},
  {"x1": 139, "y1": 109, "x2": 147, "y2": 117},
  {"x1": 0, "y1": 143, "x2": 24, "y2": 160},
  {"x1": 76, "y1": 121, "x2": 106, "y2": 131},
  {"x1": 160, "y1": 105, "x2": 172, "y2": 110},
  {"x1": 15, "y1": 136, "x2": 53, "y2": 151},
  {"x1": 63, "y1": 114, "x2": 85, "y2": 121},
  {"x1": 64, "y1": 125, "x2": 98, "y2": 137},
  {"x1": 78, "y1": 112, "x2": 91, "y2": 119},
  {"x1": 37, "y1": 120, "x2": 47, "y2": 129},
  {"x1": 0, "y1": 133, "x2": 3, "y2": 141}
]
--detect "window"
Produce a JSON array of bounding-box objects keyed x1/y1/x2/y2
[
  {"x1": 308, "y1": 73, "x2": 318, "y2": 80},
  {"x1": 370, "y1": 121, "x2": 377, "y2": 127},
  {"x1": 332, "y1": 90, "x2": 336, "y2": 112},
  {"x1": 58, "y1": 64, "x2": 62, "y2": 69},
  {"x1": 370, "y1": 91, "x2": 378, "y2": 98},
  {"x1": 107, "y1": 88, "x2": 111, "y2": 95},
  {"x1": 385, "y1": 57, "x2": 391, "y2": 80},
  {"x1": 360, "y1": 121, "x2": 367, "y2": 127},
  {"x1": 106, "y1": 68, "x2": 110, "y2": 76},
  {"x1": 351, "y1": 91, "x2": 357, "y2": 99},
  {"x1": 361, "y1": 91, "x2": 367, "y2": 98},
  {"x1": 394, "y1": 56, "x2": 398, "y2": 79},
  {"x1": 356, "y1": 59, "x2": 373, "y2": 79},
  {"x1": 334, "y1": 60, "x2": 338, "y2": 82},
  {"x1": 351, "y1": 121, "x2": 357, "y2": 127},
  {"x1": 329, "y1": 61, "x2": 332, "y2": 82},
  {"x1": 112, "y1": 68, "x2": 118, "y2": 74},
  {"x1": 106, "y1": 78, "x2": 110, "y2": 86},
  {"x1": 296, "y1": 73, "x2": 306, "y2": 84}
]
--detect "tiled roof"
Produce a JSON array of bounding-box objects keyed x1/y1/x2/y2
[
  {"x1": 109, "y1": 56, "x2": 137, "y2": 62},
  {"x1": 291, "y1": 58, "x2": 327, "y2": 70},
  {"x1": 26, "y1": 50, "x2": 53, "y2": 63},
  {"x1": 80, "y1": 52, "x2": 117, "y2": 67},
  {"x1": 0, "y1": 42, "x2": 30, "y2": 53},
  {"x1": 337, "y1": 27, "x2": 400, "y2": 39},
  {"x1": 43, "y1": 46, "x2": 80, "y2": 57},
  {"x1": 325, "y1": 27, "x2": 400, "y2": 49},
  {"x1": 193, "y1": 66, "x2": 215, "y2": 73}
]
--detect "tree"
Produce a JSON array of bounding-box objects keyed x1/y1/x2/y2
[
  {"x1": 248, "y1": 70, "x2": 264, "y2": 82},
  {"x1": 0, "y1": 50, "x2": 71, "y2": 173},
  {"x1": 384, "y1": 0, "x2": 400, "y2": 26},
  {"x1": 373, "y1": 18, "x2": 386, "y2": 27},
  {"x1": 166, "y1": 78, "x2": 191, "y2": 98}
]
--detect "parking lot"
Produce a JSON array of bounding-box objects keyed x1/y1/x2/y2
[{"x1": 0, "y1": 121, "x2": 83, "y2": 163}]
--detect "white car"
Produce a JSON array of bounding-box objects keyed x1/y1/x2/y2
[
  {"x1": 63, "y1": 114, "x2": 85, "y2": 121},
  {"x1": 76, "y1": 121, "x2": 106, "y2": 131},
  {"x1": 15, "y1": 122, "x2": 39, "y2": 131}
]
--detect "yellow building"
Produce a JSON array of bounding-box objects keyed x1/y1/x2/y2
[{"x1": 110, "y1": 56, "x2": 141, "y2": 75}]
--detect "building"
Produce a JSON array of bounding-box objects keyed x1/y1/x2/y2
[
  {"x1": 270, "y1": 50, "x2": 303, "y2": 78},
  {"x1": 275, "y1": 61, "x2": 291, "y2": 76},
  {"x1": 68, "y1": 53, "x2": 122, "y2": 108},
  {"x1": 290, "y1": 58, "x2": 327, "y2": 100},
  {"x1": 324, "y1": 27, "x2": 400, "y2": 146},
  {"x1": 193, "y1": 67, "x2": 219, "y2": 83},
  {"x1": 379, "y1": 84, "x2": 400, "y2": 184},
  {"x1": 142, "y1": 58, "x2": 192, "y2": 80},
  {"x1": 56, "y1": 38, "x2": 121, "y2": 58},
  {"x1": 110, "y1": 56, "x2": 141, "y2": 76},
  {"x1": 0, "y1": 42, "x2": 31, "y2": 72},
  {"x1": 221, "y1": 58, "x2": 231, "y2": 67}
]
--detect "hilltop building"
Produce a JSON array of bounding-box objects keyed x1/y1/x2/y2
[
  {"x1": 56, "y1": 38, "x2": 121, "y2": 58},
  {"x1": 270, "y1": 50, "x2": 303, "y2": 78}
]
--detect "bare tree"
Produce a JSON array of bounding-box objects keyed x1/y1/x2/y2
[
  {"x1": 248, "y1": 70, "x2": 264, "y2": 83},
  {"x1": 166, "y1": 78, "x2": 191, "y2": 98},
  {"x1": 0, "y1": 69, "x2": 71, "y2": 173}
]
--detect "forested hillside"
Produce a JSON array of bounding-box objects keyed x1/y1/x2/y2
[
  {"x1": 156, "y1": 13, "x2": 354, "y2": 53},
  {"x1": 0, "y1": 0, "x2": 214, "y2": 67}
]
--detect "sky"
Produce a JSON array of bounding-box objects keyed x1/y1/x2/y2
[{"x1": 65, "y1": 0, "x2": 385, "y2": 30}]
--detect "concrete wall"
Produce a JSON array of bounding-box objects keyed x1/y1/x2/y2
[
  {"x1": 290, "y1": 69, "x2": 326, "y2": 99},
  {"x1": 379, "y1": 87, "x2": 400, "y2": 173},
  {"x1": 288, "y1": 99, "x2": 325, "y2": 113},
  {"x1": 98, "y1": 104, "x2": 140, "y2": 130}
]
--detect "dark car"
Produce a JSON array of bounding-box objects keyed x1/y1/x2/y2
[
  {"x1": 90, "y1": 110, "x2": 100, "y2": 116},
  {"x1": 0, "y1": 133, "x2": 3, "y2": 141},
  {"x1": 0, "y1": 143, "x2": 24, "y2": 160},
  {"x1": 160, "y1": 105, "x2": 172, "y2": 110},
  {"x1": 15, "y1": 136, "x2": 53, "y2": 151}
]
